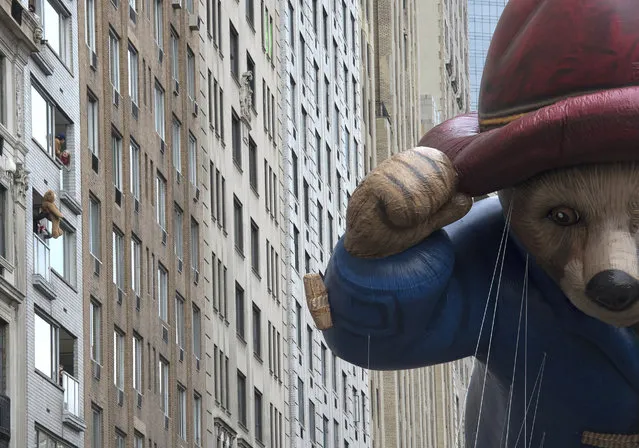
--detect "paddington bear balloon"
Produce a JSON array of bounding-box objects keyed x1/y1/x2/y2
[{"x1": 303, "y1": 0, "x2": 639, "y2": 446}]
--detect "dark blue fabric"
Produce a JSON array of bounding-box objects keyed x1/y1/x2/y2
[{"x1": 322, "y1": 196, "x2": 639, "y2": 447}]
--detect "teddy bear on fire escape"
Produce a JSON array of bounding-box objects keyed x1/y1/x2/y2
[{"x1": 34, "y1": 190, "x2": 64, "y2": 240}]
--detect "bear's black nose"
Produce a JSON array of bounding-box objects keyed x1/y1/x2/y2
[{"x1": 586, "y1": 269, "x2": 639, "y2": 311}]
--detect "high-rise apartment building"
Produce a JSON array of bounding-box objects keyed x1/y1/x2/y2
[
  {"x1": 23, "y1": 0, "x2": 86, "y2": 444},
  {"x1": 373, "y1": 0, "x2": 419, "y2": 161},
  {"x1": 201, "y1": 1, "x2": 287, "y2": 447},
  {"x1": 79, "y1": 0, "x2": 205, "y2": 445},
  {"x1": 0, "y1": 2, "x2": 42, "y2": 447},
  {"x1": 282, "y1": 0, "x2": 370, "y2": 446},
  {"x1": 417, "y1": 0, "x2": 470, "y2": 133},
  {"x1": 468, "y1": 0, "x2": 507, "y2": 110}
]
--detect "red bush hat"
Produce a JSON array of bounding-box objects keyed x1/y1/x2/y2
[{"x1": 419, "y1": 0, "x2": 639, "y2": 197}]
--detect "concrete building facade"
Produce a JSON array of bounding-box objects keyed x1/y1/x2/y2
[
  {"x1": 0, "y1": 2, "x2": 42, "y2": 447},
  {"x1": 417, "y1": 0, "x2": 471, "y2": 134},
  {"x1": 280, "y1": 0, "x2": 370, "y2": 446},
  {"x1": 468, "y1": 0, "x2": 507, "y2": 110},
  {"x1": 373, "y1": 0, "x2": 420, "y2": 161},
  {"x1": 78, "y1": 0, "x2": 205, "y2": 445},
  {"x1": 200, "y1": 0, "x2": 288, "y2": 447},
  {"x1": 23, "y1": 0, "x2": 86, "y2": 443}
]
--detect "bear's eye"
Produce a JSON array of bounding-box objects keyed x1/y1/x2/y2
[{"x1": 548, "y1": 207, "x2": 580, "y2": 226}]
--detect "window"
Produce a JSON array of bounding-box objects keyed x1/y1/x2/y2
[
  {"x1": 43, "y1": 0, "x2": 68, "y2": 62},
  {"x1": 321, "y1": 344, "x2": 327, "y2": 385},
  {"x1": 303, "y1": 180, "x2": 309, "y2": 223},
  {"x1": 89, "y1": 197, "x2": 101, "y2": 260},
  {"x1": 188, "y1": 133, "x2": 197, "y2": 186},
  {"x1": 293, "y1": 225, "x2": 300, "y2": 272},
  {"x1": 86, "y1": 0, "x2": 96, "y2": 52},
  {"x1": 112, "y1": 134, "x2": 123, "y2": 193},
  {"x1": 191, "y1": 218, "x2": 199, "y2": 274},
  {"x1": 318, "y1": 201, "x2": 324, "y2": 246},
  {"x1": 154, "y1": 83, "x2": 165, "y2": 139},
  {"x1": 174, "y1": 205, "x2": 183, "y2": 265},
  {"x1": 177, "y1": 384, "x2": 187, "y2": 439},
  {"x1": 170, "y1": 31, "x2": 179, "y2": 82},
  {"x1": 192, "y1": 305, "x2": 201, "y2": 361},
  {"x1": 298, "y1": 377, "x2": 305, "y2": 425},
  {"x1": 159, "y1": 358, "x2": 169, "y2": 416},
  {"x1": 154, "y1": 0, "x2": 163, "y2": 48},
  {"x1": 249, "y1": 138, "x2": 258, "y2": 191},
  {"x1": 232, "y1": 110, "x2": 241, "y2": 167},
  {"x1": 323, "y1": 416, "x2": 329, "y2": 448},
  {"x1": 130, "y1": 141, "x2": 141, "y2": 202},
  {"x1": 175, "y1": 294, "x2": 185, "y2": 351},
  {"x1": 252, "y1": 303, "x2": 261, "y2": 357},
  {"x1": 292, "y1": 151, "x2": 299, "y2": 201},
  {"x1": 187, "y1": 47, "x2": 195, "y2": 100},
  {"x1": 158, "y1": 265, "x2": 168, "y2": 321},
  {"x1": 309, "y1": 400, "x2": 316, "y2": 442},
  {"x1": 31, "y1": 84, "x2": 69, "y2": 158},
  {"x1": 250, "y1": 220, "x2": 259, "y2": 274},
  {"x1": 172, "y1": 119, "x2": 182, "y2": 174},
  {"x1": 92, "y1": 405, "x2": 102, "y2": 448},
  {"x1": 230, "y1": 23, "x2": 239, "y2": 78},
  {"x1": 254, "y1": 388, "x2": 263, "y2": 441},
  {"x1": 235, "y1": 283, "x2": 245, "y2": 338},
  {"x1": 246, "y1": 0, "x2": 254, "y2": 24},
  {"x1": 295, "y1": 301, "x2": 302, "y2": 346},
  {"x1": 133, "y1": 334, "x2": 143, "y2": 392},
  {"x1": 128, "y1": 44, "x2": 139, "y2": 106},
  {"x1": 49, "y1": 223, "x2": 76, "y2": 285},
  {"x1": 37, "y1": 428, "x2": 72, "y2": 447},
  {"x1": 307, "y1": 325, "x2": 313, "y2": 369},
  {"x1": 237, "y1": 371, "x2": 247, "y2": 426},
  {"x1": 113, "y1": 328, "x2": 124, "y2": 391},
  {"x1": 109, "y1": 30, "x2": 120, "y2": 94},
  {"x1": 194, "y1": 393, "x2": 202, "y2": 445},
  {"x1": 88, "y1": 95, "x2": 99, "y2": 158},
  {"x1": 134, "y1": 433, "x2": 144, "y2": 448},
  {"x1": 156, "y1": 173, "x2": 167, "y2": 229},
  {"x1": 90, "y1": 300, "x2": 102, "y2": 364},
  {"x1": 112, "y1": 229, "x2": 124, "y2": 291},
  {"x1": 233, "y1": 196, "x2": 244, "y2": 253},
  {"x1": 186, "y1": 0, "x2": 193, "y2": 13}
]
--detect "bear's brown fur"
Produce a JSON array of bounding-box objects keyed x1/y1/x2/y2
[
  {"x1": 41, "y1": 190, "x2": 64, "y2": 239},
  {"x1": 498, "y1": 163, "x2": 639, "y2": 327}
]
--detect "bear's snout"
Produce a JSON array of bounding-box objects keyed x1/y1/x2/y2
[{"x1": 585, "y1": 269, "x2": 639, "y2": 311}]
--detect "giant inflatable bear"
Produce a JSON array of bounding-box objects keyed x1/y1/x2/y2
[{"x1": 304, "y1": 0, "x2": 639, "y2": 446}]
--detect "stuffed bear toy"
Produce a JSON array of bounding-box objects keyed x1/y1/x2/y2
[
  {"x1": 304, "y1": 0, "x2": 639, "y2": 447},
  {"x1": 41, "y1": 190, "x2": 63, "y2": 239},
  {"x1": 55, "y1": 133, "x2": 70, "y2": 166}
]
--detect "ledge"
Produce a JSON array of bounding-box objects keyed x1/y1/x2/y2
[
  {"x1": 60, "y1": 191, "x2": 82, "y2": 216},
  {"x1": 62, "y1": 411, "x2": 87, "y2": 432},
  {"x1": 31, "y1": 47, "x2": 53, "y2": 76},
  {"x1": 32, "y1": 273, "x2": 56, "y2": 300}
]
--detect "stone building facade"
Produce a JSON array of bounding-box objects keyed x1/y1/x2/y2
[
  {"x1": 280, "y1": 0, "x2": 371, "y2": 446},
  {"x1": 0, "y1": 1, "x2": 42, "y2": 446},
  {"x1": 200, "y1": 0, "x2": 288, "y2": 447},
  {"x1": 78, "y1": 0, "x2": 205, "y2": 445},
  {"x1": 373, "y1": 0, "x2": 420, "y2": 161}
]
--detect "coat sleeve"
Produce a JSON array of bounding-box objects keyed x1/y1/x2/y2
[{"x1": 321, "y1": 229, "x2": 489, "y2": 371}]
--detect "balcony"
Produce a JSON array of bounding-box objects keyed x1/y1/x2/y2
[
  {"x1": 62, "y1": 371, "x2": 86, "y2": 432},
  {"x1": 32, "y1": 232, "x2": 56, "y2": 299}
]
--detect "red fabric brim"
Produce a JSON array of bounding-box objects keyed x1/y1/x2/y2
[{"x1": 419, "y1": 86, "x2": 639, "y2": 196}]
